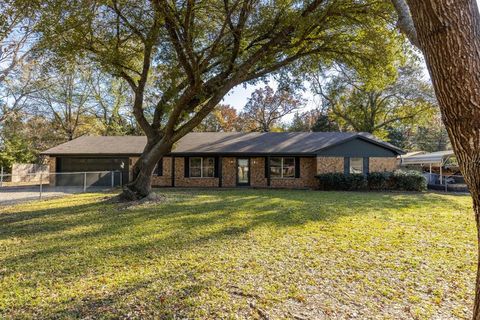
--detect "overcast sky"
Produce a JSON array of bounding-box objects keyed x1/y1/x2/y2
[{"x1": 223, "y1": 1, "x2": 480, "y2": 119}]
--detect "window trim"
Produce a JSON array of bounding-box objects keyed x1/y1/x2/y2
[
  {"x1": 189, "y1": 156, "x2": 215, "y2": 178},
  {"x1": 269, "y1": 156, "x2": 296, "y2": 179},
  {"x1": 345, "y1": 157, "x2": 369, "y2": 175}
]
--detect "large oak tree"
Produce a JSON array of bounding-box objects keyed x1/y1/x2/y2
[
  {"x1": 36, "y1": 0, "x2": 402, "y2": 199},
  {"x1": 392, "y1": 0, "x2": 480, "y2": 317}
]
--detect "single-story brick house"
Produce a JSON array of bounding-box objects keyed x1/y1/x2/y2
[{"x1": 41, "y1": 132, "x2": 404, "y2": 188}]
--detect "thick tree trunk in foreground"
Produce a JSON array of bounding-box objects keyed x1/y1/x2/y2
[
  {"x1": 120, "y1": 139, "x2": 173, "y2": 200},
  {"x1": 404, "y1": 0, "x2": 480, "y2": 317}
]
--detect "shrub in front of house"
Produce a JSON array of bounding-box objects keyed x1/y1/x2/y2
[
  {"x1": 316, "y1": 170, "x2": 427, "y2": 192},
  {"x1": 389, "y1": 170, "x2": 427, "y2": 191},
  {"x1": 367, "y1": 172, "x2": 392, "y2": 190},
  {"x1": 317, "y1": 173, "x2": 367, "y2": 191}
]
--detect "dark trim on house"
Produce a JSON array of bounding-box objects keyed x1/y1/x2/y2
[
  {"x1": 316, "y1": 137, "x2": 399, "y2": 157},
  {"x1": 45, "y1": 153, "x2": 143, "y2": 157},
  {"x1": 169, "y1": 152, "x2": 319, "y2": 157},
  {"x1": 184, "y1": 157, "x2": 189, "y2": 178},
  {"x1": 343, "y1": 157, "x2": 350, "y2": 175},
  {"x1": 314, "y1": 134, "x2": 404, "y2": 155},
  {"x1": 171, "y1": 156, "x2": 175, "y2": 187},
  {"x1": 236, "y1": 157, "x2": 250, "y2": 187},
  {"x1": 218, "y1": 157, "x2": 223, "y2": 187},
  {"x1": 156, "y1": 158, "x2": 163, "y2": 176},
  {"x1": 294, "y1": 157, "x2": 300, "y2": 178},
  {"x1": 363, "y1": 157, "x2": 370, "y2": 176},
  {"x1": 265, "y1": 156, "x2": 271, "y2": 187}
]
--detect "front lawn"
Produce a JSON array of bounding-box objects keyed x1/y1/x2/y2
[{"x1": 0, "y1": 189, "x2": 475, "y2": 319}]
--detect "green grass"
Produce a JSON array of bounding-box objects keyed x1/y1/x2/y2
[{"x1": 0, "y1": 189, "x2": 476, "y2": 319}]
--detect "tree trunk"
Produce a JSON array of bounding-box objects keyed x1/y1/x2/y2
[
  {"x1": 404, "y1": 0, "x2": 480, "y2": 317},
  {"x1": 120, "y1": 138, "x2": 173, "y2": 200}
]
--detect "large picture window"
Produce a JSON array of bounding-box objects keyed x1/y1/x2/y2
[
  {"x1": 270, "y1": 157, "x2": 295, "y2": 178},
  {"x1": 349, "y1": 157, "x2": 364, "y2": 174},
  {"x1": 189, "y1": 157, "x2": 215, "y2": 177}
]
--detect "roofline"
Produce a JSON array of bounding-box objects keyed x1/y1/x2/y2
[
  {"x1": 313, "y1": 134, "x2": 405, "y2": 155},
  {"x1": 42, "y1": 152, "x2": 320, "y2": 157},
  {"x1": 40, "y1": 153, "x2": 142, "y2": 157}
]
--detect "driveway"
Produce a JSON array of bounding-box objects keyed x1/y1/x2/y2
[{"x1": 0, "y1": 186, "x2": 111, "y2": 206}]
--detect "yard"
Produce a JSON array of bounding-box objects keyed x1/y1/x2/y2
[{"x1": 0, "y1": 189, "x2": 476, "y2": 319}]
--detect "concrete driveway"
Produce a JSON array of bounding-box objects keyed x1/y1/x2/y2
[{"x1": 0, "y1": 186, "x2": 111, "y2": 206}]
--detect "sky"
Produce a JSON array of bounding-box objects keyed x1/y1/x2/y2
[{"x1": 223, "y1": 0, "x2": 480, "y2": 121}]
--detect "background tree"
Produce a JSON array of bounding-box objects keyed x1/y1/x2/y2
[
  {"x1": 288, "y1": 108, "x2": 340, "y2": 132},
  {"x1": 0, "y1": 0, "x2": 35, "y2": 84},
  {"x1": 89, "y1": 72, "x2": 138, "y2": 135},
  {"x1": 238, "y1": 86, "x2": 303, "y2": 132},
  {"x1": 196, "y1": 104, "x2": 238, "y2": 132},
  {"x1": 411, "y1": 115, "x2": 450, "y2": 152},
  {"x1": 391, "y1": 0, "x2": 480, "y2": 316},
  {"x1": 31, "y1": 62, "x2": 94, "y2": 141},
  {"x1": 0, "y1": 111, "x2": 59, "y2": 170},
  {"x1": 313, "y1": 61, "x2": 436, "y2": 138},
  {"x1": 36, "y1": 0, "x2": 404, "y2": 199}
]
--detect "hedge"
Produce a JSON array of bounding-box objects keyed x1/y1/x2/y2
[{"x1": 316, "y1": 170, "x2": 427, "y2": 192}]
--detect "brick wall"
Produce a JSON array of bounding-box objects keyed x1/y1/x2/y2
[
  {"x1": 151, "y1": 157, "x2": 173, "y2": 187},
  {"x1": 222, "y1": 157, "x2": 236, "y2": 187},
  {"x1": 316, "y1": 157, "x2": 344, "y2": 174},
  {"x1": 250, "y1": 157, "x2": 267, "y2": 187},
  {"x1": 147, "y1": 156, "x2": 318, "y2": 189},
  {"x1": 369, "y1": 157, "x2": 399, "y2": 172}
]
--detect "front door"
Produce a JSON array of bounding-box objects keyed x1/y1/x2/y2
[{"x1": 237, "y1": 158, "x2": 250, "y2": 186}]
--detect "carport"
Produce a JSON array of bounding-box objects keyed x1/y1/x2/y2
[{"x1": 400, "y1": 150, "x2": 455, "y2": 184}]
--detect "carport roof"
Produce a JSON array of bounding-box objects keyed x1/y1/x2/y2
[
  {"x1": 41, "y1": 132, "x2": 404, "y2": 156},
  {"x1": 400, "y1": 150, "x2": 455, "y2": 165}
]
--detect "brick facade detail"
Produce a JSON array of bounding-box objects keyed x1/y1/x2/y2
[
  {"x1": 369, "y1": 157, "x2": 399, "y2": 172},
  {"x1": 48, "y1": 155, "x2": 400, "y2": 189},
  {"x1": 150, "y1": 156, "x2": 319, "y2": 188},
  {"x1": 316, "y1": 157, "x2": 344, "y2": 174}
]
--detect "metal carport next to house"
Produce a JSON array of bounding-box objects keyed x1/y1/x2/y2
[{"x1": 400, "y1": 150, "x2": 455, "y2": 184}]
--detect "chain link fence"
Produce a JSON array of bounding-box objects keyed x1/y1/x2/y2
[{"x1": 0, "y1": 171, "x2": 124, "y2": 205}]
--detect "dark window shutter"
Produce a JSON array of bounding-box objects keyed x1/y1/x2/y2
[
  {"x1": 156, "y1": 158, "x2": 163, "y2": 176},
  {"x1": 265, "y1": 157, "x2": 269, "y2": 178},
  {"x1": 344, "y1": 157, "x2": 350, "y2": 175},
  {"x1": 295, "y1": 157, "x2": 300, "y2": 178},
  {"x1": 184, "y1": 157, "x2": 189, "y2": 177},
  {"x1": 214, "y1": 156, "x2": 219, "y2": 177},
  {"x1": 363, "y1": 157, "x2": 370, "y2": 175}
]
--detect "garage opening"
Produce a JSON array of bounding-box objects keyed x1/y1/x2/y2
[{"x1": 55, "y1": 157, "x2": 129, "y2": 187}]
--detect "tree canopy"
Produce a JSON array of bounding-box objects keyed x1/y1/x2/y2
[{"x1": 32, "y1": 0, "x2": 405, "y2": 198}]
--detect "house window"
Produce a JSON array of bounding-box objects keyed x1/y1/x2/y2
[
  {"x1": 270, "y1": 157, "x2": 295, "y2": 178},
  {"x1": 350, "y1": 157, "x2": 364, "y2": 174},
  {"x1": 189, "y1": 157, "x2": 215, "y2": 177}
]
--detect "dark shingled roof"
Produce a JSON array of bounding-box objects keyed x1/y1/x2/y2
[{"x1": 41, "y1": 132, "x2": 404, "y2": 156}]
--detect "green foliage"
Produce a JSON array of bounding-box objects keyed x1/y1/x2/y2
[
  {"x1": 288, "y1": 109, "x2": 340, "y2": 132},
  {"x1": 0, "y1": 134, "x2": 35, "y2": 170},
  {"x1": 390, "y1": 170, "x2": 427, "y2": 191},
  {"x1": 367, "y1": 171, "x2": 392, "y2": 190},
  {"x1": 0, "y1": 190, "x2": 474, "y2": 319},
  {"x1": 34, "y1": 0, "x2": 404, "y2": 140},
  {"x1": 317, "y1": 170, "x2": 427, "y2": 192},
  {"x1": 312, "y1": 54, "x2": 437, "y2": 139},
  {"x1": 316, "y1": 173, "x2": 367, "y2": 191}
]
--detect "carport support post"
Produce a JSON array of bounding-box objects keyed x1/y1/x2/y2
[
  {"x1": 0, "y1": 166, "x2": 3, "y2": 187},
  {"x1": 440, "y1": 164, "x2": 443, "y2": 185},
  {"x1": 111, "y1": 171, "x2": 114, "y2": 188},
  {"x1": 83, "y1": 172, "x2": 87, "y2": 192}
]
